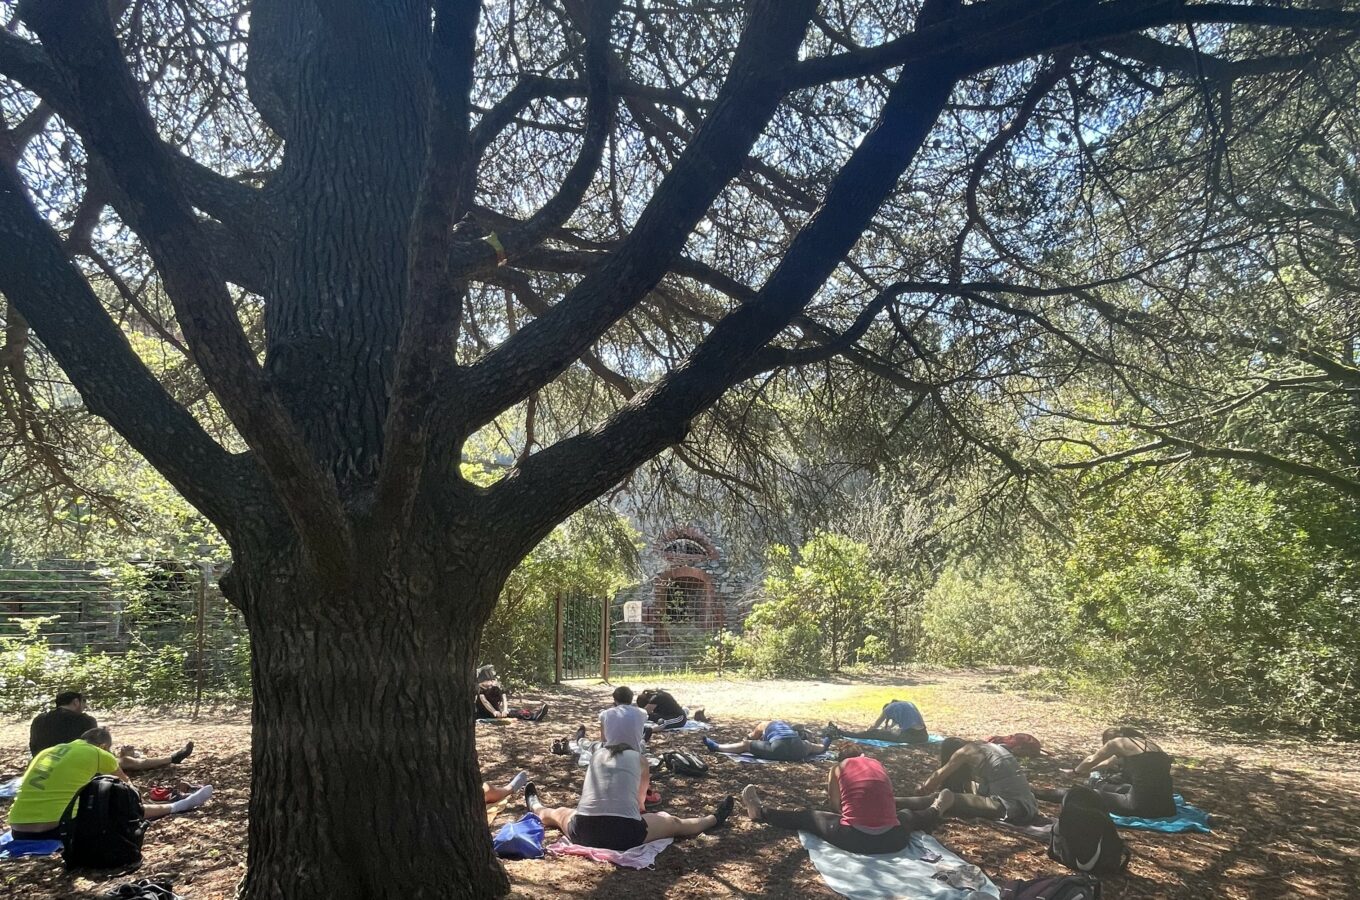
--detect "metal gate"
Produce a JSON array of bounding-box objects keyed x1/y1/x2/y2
[{"x1": 555, "y1": 590, "x2": 607, "y2": 681}]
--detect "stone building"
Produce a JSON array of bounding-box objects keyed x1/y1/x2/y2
[{"x1": 609, "y1": 525, "x2": 756, "y2": 673}]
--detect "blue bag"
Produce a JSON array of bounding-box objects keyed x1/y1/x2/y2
[{"x1": 492, "y1": 812, "x2": 544, "y2": 860}]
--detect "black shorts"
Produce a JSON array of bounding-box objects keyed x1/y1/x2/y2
[
  {"x1": 11, "y1": 825, "x2": 61, "y2": 841},
  {"x1": 749, "y1": 737, "x2": 807, "y2": 761},
  {"x1": 568, "y1": 814, "x2": 647, "y2": 851}
]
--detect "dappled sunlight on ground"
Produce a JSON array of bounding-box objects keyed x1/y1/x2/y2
[{"x1": 2, "y1": 671, "x2": 1357, "y2": 898}]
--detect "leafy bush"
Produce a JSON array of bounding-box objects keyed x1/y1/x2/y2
[
  {"x1": 738, "y1": 533, "x2": 889, "y2": 676},
  {"x1": 919, "y1": 563, "x2": 1071, "y2": 667}
]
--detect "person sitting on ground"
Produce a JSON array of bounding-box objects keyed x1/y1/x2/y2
[
  {"x1": 525, "y1": 742, "x2": 733, "y2": 851},
  {"x1": 703, "y1": 720, "x2": 829, "y2": 761},
  {"x1": 6, "y1": 728, "x2": 212, "y2": 841},
  {"x1": 29, "y1": 691, "x2": 193, "y2": 771},
  {"x1": 599, "y1": 685, "x2": 649, "y2": 751},
  {"x1": 637, "y1": 688, "x2": 707, "y2": 733},
  {"x1": 895, "y1": 737, "x2": 1039, "y2": 825},
  {"x1": 742, "y1": 742, "x2": 954, "y2": 854},
  {"x1": 551, "y1": 685, "x2": 651, "y2": 757},
  {"x1": 484, "y1": 770, "x2": 529, "y2": 807},
  {"x1": 1034, "y1": 727, "x2": 1177, "y2": 818},
  {"x1": 827, "y1": 699, "x2": 929, "y2": 744},
  {"x1": 474, "y1": 665, "x2": 547, "y2": 722}
]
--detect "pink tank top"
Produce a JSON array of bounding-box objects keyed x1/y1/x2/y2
[{"x1": 837, "y1": 756, "x2": 899, "y2": 829}]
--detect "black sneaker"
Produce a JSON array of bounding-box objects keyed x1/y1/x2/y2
[
  {"x1": 532, "y1": 703, "x2": 549, "y2": 722},
  {"x1": 711, "y1": 795, "x2": 736, "y2": 828},
  {"x1": 524, "y1": 782, "x2": 542, "y2": 812}
]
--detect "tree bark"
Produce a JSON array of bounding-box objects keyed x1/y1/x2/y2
[{"x1": 228, "y1": 546, "x2": 511, "y2": 900}]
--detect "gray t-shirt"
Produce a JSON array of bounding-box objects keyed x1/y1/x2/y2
[
  {"x1": 576, "y1": 747, "x2": 643, "y2": 820},
  {"x1": 974, "y1": 742, "x2": 1038, "y2": 822},
  {"x1": 599, "y1": 704, "x2": 647, "y2": 752}
]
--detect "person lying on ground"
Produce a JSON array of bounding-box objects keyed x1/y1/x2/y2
[
  {"x1": 484, "y1": 770, "x2": 529, "y2": 806},
  {"x1": 895, "y1": 737, "x2": 1039, "y2": 825},
  {"x1": 6, "y1": 727, "x2": 212, "y2": 841},
  {"x1": 741, "y1": 742, "x2": 955, "y2": 854},
  {"x1": 474, "y1": 665, "x2": 548, "y2": 722},
  {"x1": 525, "y1": 743, "x2": 733, "y2": 851},
  {"x1": 637, "y1": 688, "x2": 708, "y2": 733},
  {"x1": 29, "y1": 691, "x2": 194, "y2": 771},
  {"x1": 826, "y1": 699, "x2": 928, "y2": 744},
  {"x1": 703, "y1": 720, "x2": 830, "y2": 761},
  {"x1": 1033, "y1": 727, "x2": 1177, "y2": 818}
]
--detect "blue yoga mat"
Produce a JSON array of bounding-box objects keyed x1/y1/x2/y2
[
  {"x1": 0, "y1": 830, "x2": 62, "y2": 860},
  {"x1": 1110, "y1": 794, "x2": 1211, "y2": 833},
  {"x1": 843, "y1": 733, "x2": 945, "y2": 748}
]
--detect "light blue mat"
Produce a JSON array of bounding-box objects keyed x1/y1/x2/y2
[
  {"x1": 800, "y1": 831, "x2": 999, "y2": 899},
  {"x1": 1110, "y1": 794, "x2": 1211, "y2": 833}
]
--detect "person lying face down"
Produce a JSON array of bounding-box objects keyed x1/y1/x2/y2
[
  {"x1": 523, "y1": 743, "x2": 734, "y2": 851},
  {"x1": 894, "y1": 737, "x2": 1039, "y2": 825},
  {"x1": 741, "y1": 743, "x2": 954, "y2": 854},
  {"x1": 7, "y1": 727, "x2": 212, "y2": 841}
]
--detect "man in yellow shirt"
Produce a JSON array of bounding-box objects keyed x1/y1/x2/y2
[{"x1": 7, "y1": 727, "x2": 212, "y2": 841}]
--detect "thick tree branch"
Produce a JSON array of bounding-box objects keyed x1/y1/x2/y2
[
  {"x1": 22, "y1": 0, "x2": 351, "y2": 570},
  {"x1": 371, "y1": 0, "x2": 483, "y2": 540},
  {"x1": 488, "y1": 43, "x2": 960, "y2": 551},
  {"x1": 455, "y1": 0, "x2": 819, "y2": 433},
  {"x1": 793, "y1": 0, "x2": 1360, "y2": 88},
  {"x1": 0, "y1": 160, "x2": 256, "y2": 536},
  {"x1": 0, "y1": 25, "x2": 263, "y2": 233}
]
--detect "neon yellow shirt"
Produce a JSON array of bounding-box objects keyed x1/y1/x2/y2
[{"x1": 8, "y1": 740, "x2": 119, "y2": 827}]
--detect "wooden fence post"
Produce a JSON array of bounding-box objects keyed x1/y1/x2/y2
[
  {"x1": 193, "y1": 563, "x2": 208, "y2": 719},
  {"x1": 600, "y1": 596, "x2": 611, "y2": 684},
  {"x1": 554, "y1": 592, "x2": 564, "y2": 684}
]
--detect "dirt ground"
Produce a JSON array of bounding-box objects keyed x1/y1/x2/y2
[{"x1": 2, "y1": 670, "x2": 1358, "y2": 899}]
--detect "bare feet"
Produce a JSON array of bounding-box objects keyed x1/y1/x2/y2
[
  {"x1": 740, "y1": 784, "x2": 764, "y2": 821},
  {"x1": 932, "y1": 788, "x2": 955, "y2": 815}
]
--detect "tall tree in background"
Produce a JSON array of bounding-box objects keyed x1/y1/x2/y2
[{"x1": 2, "y1": 1, "x2": 1358, "y2": 897}]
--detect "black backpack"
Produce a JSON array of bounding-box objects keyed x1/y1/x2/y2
[
  {"x1": 663, "y1": 750, "x2": 710, "y2": 777},
  {"x1": 1003, "y1": 874, "x2": 1102, "y2": 900},
  {"x1": 60, "y1": 775, "x2": 147, "y2": 870},
  {"x1": 1048, "y1": 786, "x2": 1130, "y2": 876}
]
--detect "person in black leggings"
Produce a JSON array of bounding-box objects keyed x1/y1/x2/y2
[
  {"x1": 741, "y1": 744, "x2": 954, "y2": 853},
  {"x1": 1035, "y1": 727, "x2": 1177, "y2": 818}
]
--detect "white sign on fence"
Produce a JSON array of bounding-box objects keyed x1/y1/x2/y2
[{"x1": 623, "y1": 600, "x2": 643, "y2": 623}]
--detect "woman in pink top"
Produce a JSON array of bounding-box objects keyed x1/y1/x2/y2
[{"x1": 740, "y1": 744, "x2": 954, "y2": 854}]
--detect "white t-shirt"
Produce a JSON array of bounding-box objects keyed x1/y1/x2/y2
[
  {"x1": 599, "y1": 704, "x2": 647, "y2": 752},
  {"x1": 576, "y1": 747, "x2": 643, "y2": 819}
]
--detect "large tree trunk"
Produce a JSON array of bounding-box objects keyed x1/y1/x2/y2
[{"x1": 228, "y1": 549, "x2": 511, "y2": 900}]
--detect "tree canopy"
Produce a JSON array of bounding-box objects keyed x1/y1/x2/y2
[{"x1": 3, "y1": 2, "x2": 1360, "y2": 897}]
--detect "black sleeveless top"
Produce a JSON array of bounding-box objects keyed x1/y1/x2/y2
[{"x1": 1122, "y1": 742, "x2": 1175, "y2": 816}]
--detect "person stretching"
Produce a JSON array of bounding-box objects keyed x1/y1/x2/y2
[
  {"x1": 895, "y1": 737, "x2": 1039, "y2": 825},
  {"x1": 29, "y1": 691, "x2": 193, "y2": 771},
  {"x1": 7, "y1": 728, "x2": 211, "y2": 841},
  {"x1": 704, "y1": 720, "x2": 829, "y2": 761},
  {"x1": 742, "y1": 744, "x2": 954, "y2": 853},
  {"x1": 1034, "y1": 727, "x2": 1177, "y2": 818},
  {"x1": 525, "y1": 743, "x2": 733, "y2": 851},
  {"x1": 827, "y1": 699, "x2": 929, "y2": 744},
  {"x1": 475, "y1": 665, "x2": 547, "y2": 721},
  {"x1": 637, "y1": 688, "x2": 707, "y2": 732}
]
